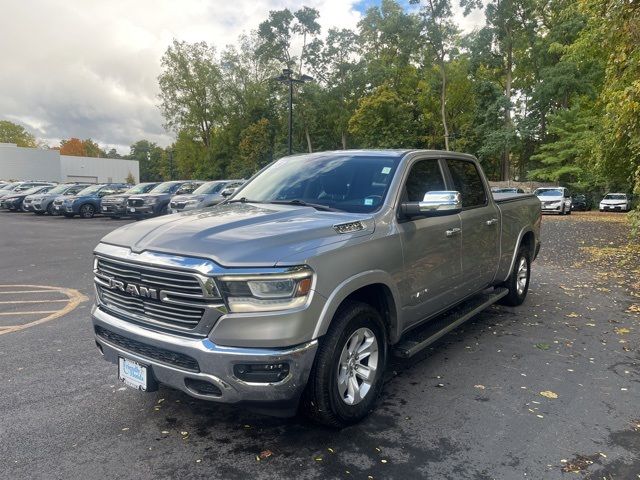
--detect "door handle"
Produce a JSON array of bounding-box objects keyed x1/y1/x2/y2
[
  {"x1": 485, "y1": 218, "x2": 498, "y2": 226},
  {"x1": 446, "y1": 227, "x2": 461, "y2": 237}
]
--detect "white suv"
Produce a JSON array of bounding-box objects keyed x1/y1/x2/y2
[{"x1": 599, "y1": 193, "x2": 631, "y2": 212}]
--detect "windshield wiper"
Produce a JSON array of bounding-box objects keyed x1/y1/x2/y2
[
  {"x1": 227, "y1": 197, "x2": 262, "y2": 204},
  {"x1": 268, "y1": 199, "x2": 340, "y2": 212}
]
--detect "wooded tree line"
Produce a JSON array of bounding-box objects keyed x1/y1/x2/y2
[
  {"x1": 2, "y1": 0, "x2": 638, "y2": 199},
  {"x1": 148, "y1": 0, "x2": 639, "y2": 197}
]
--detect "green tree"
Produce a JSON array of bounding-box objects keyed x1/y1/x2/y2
[
  {"x1": 227, "y1": 119, "x2": 273, "y2": 178},
  {"x1": 348, "y1": 84, "x2": 417, "y2": 148},
  {"x1": 158, "y1": 40, "x2": 223, "y2": 149},
  {"x1": 0, "y1": 121, "x2": 36, "y2": 147}
]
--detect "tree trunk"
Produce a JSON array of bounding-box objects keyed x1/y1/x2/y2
[
  {"x1": 439, "y1": 58, "x2": 450, "y2": 151},
  {"x1": 502, "y1": 40, "x2": 513, "y2": 181},
  {"x1": 341, "y1": 131, "x2": 347, "y2": 149},
  {"x1": 305, "y1": 127, "x2": 312, "y2": 153}
]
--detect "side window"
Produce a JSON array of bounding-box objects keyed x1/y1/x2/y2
[
  {"x1": 100, "y1": 187, "x2": 115, "y2": 196},
  {"x1": 447, "y1": 159, "x2": 487, "y2": 208},
  {"x1": 404, "y1": 160, "x2": 446, "y2": 202}
]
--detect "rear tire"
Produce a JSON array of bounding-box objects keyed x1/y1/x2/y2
[
  {"x1": 46, "y1": 203, "x2": 55, "y2": 215},
  {"x1": 301, "y1": 300, "x2": 387, "y2": 428},
  {"x1": 499, "y1": 246, "x2": 531, "y2": 306}
]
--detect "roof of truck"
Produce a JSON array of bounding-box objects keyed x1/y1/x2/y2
[{"x1": 286, "y1": 149, "x2": 477, "y2": 160}]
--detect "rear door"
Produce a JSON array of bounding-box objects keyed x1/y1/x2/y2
[
  {"x1": 445, "y1": 158, "x2": 500, "y2": 297},
  {"x1": 397, "y1": 157, "x2": 463, "y2": 327}
]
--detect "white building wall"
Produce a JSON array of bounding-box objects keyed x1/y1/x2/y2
[
  {"x1": 0, "y1": 144, "x2": 60, "y2": 181},
  {"x1": 60, "y1": 155, "x2": 139, "y2": 184}
]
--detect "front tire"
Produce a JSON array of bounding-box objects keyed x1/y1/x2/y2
[
  {"x1": 79, "y1": 203, "x2": 95, "y2": 218},
  {"x1": 301, "y1": 301, "x2": 387, "y2": 428},
  {"x1": 500, "y1": 246, "x2": 531, "y2": 306}
]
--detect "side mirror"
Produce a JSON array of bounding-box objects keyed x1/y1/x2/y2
[
  {"x1": 401, "y1": 191, "x2": 462, "y2": 217},
  {"x1": 221, "y1": 187, "x2": 238, "y2": 197}
]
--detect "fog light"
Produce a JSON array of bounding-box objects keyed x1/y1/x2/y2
[{"x1": 234, "y1": 363, "x2": 290, "y2": 383}]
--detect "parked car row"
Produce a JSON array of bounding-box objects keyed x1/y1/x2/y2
[{"x1": 0, "y1": 179, "x2": 244, "y2": 218}]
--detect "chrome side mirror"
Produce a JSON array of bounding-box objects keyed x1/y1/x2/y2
[{"x1": 401, "y1": 191, "x2": 462, "y2": 217}]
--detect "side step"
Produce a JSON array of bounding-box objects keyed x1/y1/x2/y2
[{"x1": 393, "y1": 287, "x2": 508, "y2": 358}]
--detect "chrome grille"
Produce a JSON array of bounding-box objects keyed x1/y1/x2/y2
[
  {"x1": 127, "y1": 198, "x2": 144, "y2": 207},
  {"x1": 53, "y1": 199, "x2": 63, "y2": 206},
  {"x1": 96, "y1": 257, "x2": 203, "y2": 295},
  {"x1": 95, "y1": 256, "x2": 220, "y2": 334}
]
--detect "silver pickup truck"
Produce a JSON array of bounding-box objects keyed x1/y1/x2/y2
[{"x1": 91, "y1": 150, "x2": 541, "y2": 427}]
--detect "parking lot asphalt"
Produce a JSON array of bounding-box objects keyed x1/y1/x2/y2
[{"x1": 0, "y1": 211, "x2": 638, "y2": 480}]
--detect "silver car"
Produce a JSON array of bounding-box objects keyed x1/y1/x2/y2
[
  {"x1": 534, "y1": 187, "x2": 572, "y2": 215},
  {"x1": 169, "y1": 180, "x2": 244, "y2": 213}
]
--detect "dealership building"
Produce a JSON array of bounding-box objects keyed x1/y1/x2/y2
[{"x1": 0, "y1": 143, "x2": 139, "y2": 184}]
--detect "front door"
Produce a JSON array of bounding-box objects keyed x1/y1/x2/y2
[
  {"x1": 397, "y1": 158, "x2": 463, "y2": 328},
  {"x1": 446, "y1": 158, "x2": 500, "y2": 298}
]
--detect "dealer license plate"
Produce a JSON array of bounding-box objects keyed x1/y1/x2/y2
[
  {"x1": 118, "y1": 357, "x2": 148, "y2": 391},
  {"x1": 129, "y1": 207, "x2": 136, "y2": 212}
]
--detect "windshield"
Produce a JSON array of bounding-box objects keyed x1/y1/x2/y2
[
  {"x1": 76, "y1": 185, "x2": 103, "y2": 196},
  {"x1": 150, "y1": 182, "x2": 181, "y2": 194},
  {"x1": 47, "y1": 184, "x2": 74, "y2": 195},
  {"x1": 22, "y1": 186, "x2": 49, "y2": 195},
  {"x1": 234, "y1": 153, "x2": 400, "y2": 213},
  {"x1": 194, "y1": 181, "x2": 226, "y2": 195},
  {"x1": 126, "y1": 183, "x2": 157, "y2": 194},
  {"x1": 0, "y1": 183, "x2": 18, "y2": 190},
  {"x1": 604, "y1": 194, "x2": 626, "y2": 200},
  {"x1": 535, "y1": 189, "x2": 563, "y2": 197}
]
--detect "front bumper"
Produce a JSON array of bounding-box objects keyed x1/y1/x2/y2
[
  {"x1": 102, "y1": 204, "x2": 127, "y2": 216},
  {"x1": 127, "y1": 205, "x2": 157, "y2": 216},
  {"x1": 600, "y1": 204, "x2": 627, "y2": 211},
  {"x1": 92, "y1": 305, "x2": 318, "y2": 405}
]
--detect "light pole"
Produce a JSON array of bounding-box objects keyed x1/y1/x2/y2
[{"x1": 274, "y1": 68, "x2": 314, "y2": 155}]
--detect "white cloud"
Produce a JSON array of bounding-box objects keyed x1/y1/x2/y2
[{"x1": 0, "y1": 0, "x2": 483, "y2": 153}]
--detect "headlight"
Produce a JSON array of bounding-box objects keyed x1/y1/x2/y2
[
  {"x1": 218, "y1": 267, "x2": 313, "y2": 313},
  {"x1": 144, "y1": 197, "x2": 158, "y2": 204}
]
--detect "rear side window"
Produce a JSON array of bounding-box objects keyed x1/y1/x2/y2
[
  {"x1": 404, "y1": 160, "x2": 446, "y2": 202},
  {"x1": 447, "y1": 159, "x2": 487, "y2": 208}
]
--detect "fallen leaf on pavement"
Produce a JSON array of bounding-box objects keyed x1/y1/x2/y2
[
  {"x1": 259, "y1": 450, "x2": 273, "y2": 459},
  {"x1": 540, "y1": 390, "x2": 558, "y2": 399}
]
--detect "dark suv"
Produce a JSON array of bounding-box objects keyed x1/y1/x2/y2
[
  {"x1": 61, "y1": 183, "x2": 130, "y2": 218},
  {"x1": 126, "y1": 181, "x2": 203, "y2": 218},
  {"x1": 100, "y1": 182, "x2": 160, "y2": 218}
]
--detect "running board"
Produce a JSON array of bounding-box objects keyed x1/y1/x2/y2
[{"x1": 393, "y1": 287, "x2": 509, "y2": 358}]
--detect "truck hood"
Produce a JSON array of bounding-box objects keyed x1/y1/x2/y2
[{"x1": 99, "y1": 202, "x2": 375, "y2": 267}]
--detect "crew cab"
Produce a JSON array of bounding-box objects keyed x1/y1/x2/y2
[
  {"x1": 91, "y1": 150, "x2": 541, "y2": 427},
  {"x1": 61, "y1": 183, "x2": 130, "y2": 218},
  {"x1": 101, "y1": 182, "x2": 160, "y2": 218},
  {"x1": 126, "y1": 181, "x2": 203, "y2": 218}
]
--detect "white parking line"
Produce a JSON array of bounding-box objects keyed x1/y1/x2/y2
[{"x1": 0, "y1": 310, "x2": 59, "y2": 315}]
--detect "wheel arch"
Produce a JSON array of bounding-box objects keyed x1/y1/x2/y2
[{"x1": 313, "y1": 271, "x2": 401, "y2": 344}]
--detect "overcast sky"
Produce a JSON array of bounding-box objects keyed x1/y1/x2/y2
[{"x1": 0, "y1": 0, "x2": 484, "y2": 154}]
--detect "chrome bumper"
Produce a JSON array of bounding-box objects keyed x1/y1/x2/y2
[{"x1": 91, "y1": 305, "x2": 318, "y2": 405}]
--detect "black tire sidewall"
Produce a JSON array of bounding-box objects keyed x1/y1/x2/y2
[
  {"x1": 80, "y1": 204, "x2": 94, "y2": 218},
  {"x1": 506, "y1": 247, "x2": 531, "y2": 305},
  {"x1": 311, "y1": 302, "x2": 387, "y2": 426}
]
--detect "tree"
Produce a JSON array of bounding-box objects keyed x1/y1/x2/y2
[
  {"x1": 0, "y1": 121, "x2": 37, "y2": 147},
  {"x1": 348, "y1": 84, "x2": 417, "y2": 148},
  {"x1": 158, "y1": 40, "x2": 224, "y2": 149},
  {"x1": 59, "y1": 138, "x2": 86, "y2": 156},
  {"x1": 125, "y1": 171, "x2": 136, "y2": 184},
  {"x1": 129, "y1": 140, "x2": 166, "y2": 182},
  {"x1": 227, "y1": 119, "x2": 273, "y2": 178},
  {"x1": 412, "y1": 0, "x2": 458, "y2": 150}
]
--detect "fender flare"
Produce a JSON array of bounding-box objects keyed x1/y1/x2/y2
[
  {"x1": 500, "y1": 227, "x2": 536, "y2": 283},
  {"x1": 312, "y1": 270, "x2": 402, "y2": 343}
]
